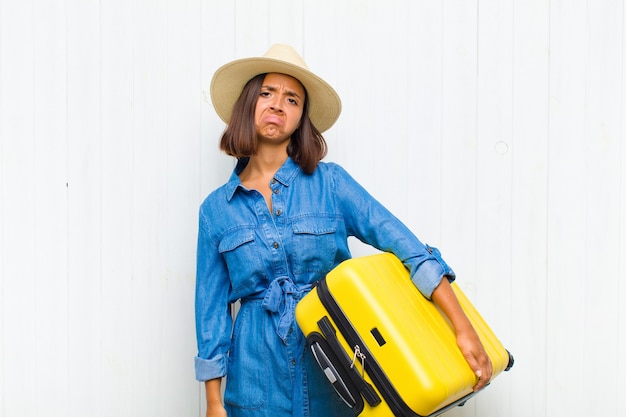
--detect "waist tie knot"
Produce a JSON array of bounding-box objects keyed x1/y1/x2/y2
[{"x1": 261, "y1": 276, "x2": 311, "y2": 342}]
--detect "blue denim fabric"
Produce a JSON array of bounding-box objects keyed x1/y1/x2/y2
[{"x1": 194, "y1": 157, "x2": 455, "y2": 416}]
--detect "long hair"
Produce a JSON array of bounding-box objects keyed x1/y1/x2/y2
[{"x1": 219, "y1": 73, "x2": 328, "y2": 174}]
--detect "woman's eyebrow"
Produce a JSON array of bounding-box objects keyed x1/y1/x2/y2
[{"x1": 261, "y1": 84, "x2": 303, "y2": 100}]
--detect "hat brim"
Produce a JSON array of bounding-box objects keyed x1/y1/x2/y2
[{"x1": 210, "y1": 57, "x2": 341, "y2": 133}]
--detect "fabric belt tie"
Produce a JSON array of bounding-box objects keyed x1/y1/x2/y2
[{"x1": 261, "y1": 276, "x2": 311, "y2": 342}]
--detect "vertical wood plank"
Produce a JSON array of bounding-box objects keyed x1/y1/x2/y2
[
  {"x1": 510, "y1": 0, "x2": 550, "y2": 416},
  {"x1": 100, "y1": 0, "x2": 134, "y2": 414},
  {"x1": 546, "y1": 2, "x2": 588, "y2": 415},
  {"x1": 66, "y1": 0, "x2": 103, "y2": 415},
  {"x1": 0, "y1": 0, "x2": 37, "y2": 415},
  {"x1": 0, "y1": 0, "x2": 3, "y2": 402},
  {"x1": 1, "y1": 0, "x2": 6, "y2": 411},
  {"x1": 581, "y1": 1, "x2": 623, "y2": 414},
  {"x1": 620, "y1": 2, "x2": 626, "y2": 404},
  {"x1": 131, "y1": 0, "x2": 170, "y2": 414},
  {"x1": 33, "y1": 1, "x2": 69, "y2": 415}
]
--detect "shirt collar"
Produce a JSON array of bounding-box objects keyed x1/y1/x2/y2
[{"x1": 224, "y1": 156, "x2": 301, "y2": 201}]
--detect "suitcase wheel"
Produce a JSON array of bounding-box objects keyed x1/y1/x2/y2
[{"x1": 505, "y1": 349, "x2": 514, "y2": 371}]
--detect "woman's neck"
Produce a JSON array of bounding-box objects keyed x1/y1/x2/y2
[
  {"x1": 238, "y1": 148, "x2": 288, "y2": 213},
  {"x1": 239, "y1": 146, "x2": 288, "y2": 183}
]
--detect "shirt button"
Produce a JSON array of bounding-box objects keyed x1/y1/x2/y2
[
  {"x1": 271, "y1": 178, "x2": 277, "y2": 184},
  {"x1": 273, "y1": 242, "x2": 279, "y2": 249},
  {"x1": 273, "y1": 188, "x2": 280, "y2": 194},
  {"x1": 275, "y1": 209, "x2": 282, "y2": 216}
]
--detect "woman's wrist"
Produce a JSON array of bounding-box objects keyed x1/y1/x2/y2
[{"x1": 205, "y1": 378, "x2": 224, "y2": 407}]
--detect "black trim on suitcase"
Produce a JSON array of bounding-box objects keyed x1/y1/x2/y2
[{"x1": 316, "y1": 277, "x2": 478, "y2": 417}]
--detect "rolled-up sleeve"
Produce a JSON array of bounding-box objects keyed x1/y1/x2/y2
[
  {"x1": 194, "y1": 204, "x2": 232, "y2": 381},
  {"x1": 406, "y1": 244, "x2": 455, "y2": 299},
  {"x1": 194, "y1": 355, "x2": 227, "y2": 381}
]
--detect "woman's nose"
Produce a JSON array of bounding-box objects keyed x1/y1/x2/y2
[{"x1": 269, "y1": 97, "x2": 283, "y2": 112}]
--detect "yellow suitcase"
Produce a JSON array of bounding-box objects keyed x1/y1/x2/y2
[{"x1": 295, "y1": 252, "x2": 513, "y2": 417}]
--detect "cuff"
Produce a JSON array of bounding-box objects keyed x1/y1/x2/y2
[
  {"x1": 411, "y1": 245, "x2": 456, "y2": 299},
  {"x1": 194, "y1": 354, "x2": 227, "y2": 382}
]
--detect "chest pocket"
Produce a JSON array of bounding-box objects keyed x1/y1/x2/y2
[
  {"x1": 218, "y1": 227, "x2": 264, "y2": 296},
  {"x1": 290, "y1": 216, "x2": 337, "y2": 275}
]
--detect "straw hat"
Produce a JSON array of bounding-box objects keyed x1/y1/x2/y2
[{"x1": 210, "y1": 44, "x2": 342, "y2": 133}]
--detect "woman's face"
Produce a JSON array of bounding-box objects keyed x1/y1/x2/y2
[{"x1": 254, "y1": 73, "x2": 306, "y2": 145}]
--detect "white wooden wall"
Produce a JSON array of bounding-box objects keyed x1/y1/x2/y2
[{"x1": 1, "y1": 1, "x2": 624, "y2": 416}]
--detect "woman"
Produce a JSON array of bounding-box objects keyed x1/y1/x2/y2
[{"x1": 195, "y1": 44, "x2": 492, "y2": 417}]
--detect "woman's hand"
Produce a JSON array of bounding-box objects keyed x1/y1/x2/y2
[
  {"x1": 455, "y1": 326, "x2": 493, "y2": 391},
  {"x1": 430, "y1": 278, "x2": 493, "y2": 391}
]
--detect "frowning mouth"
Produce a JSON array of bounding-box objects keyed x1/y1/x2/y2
[{"x1": 263, "y1": 115, "x2": 284, "y2": 125}]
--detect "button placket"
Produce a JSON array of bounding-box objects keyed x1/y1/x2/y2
[
  {"x1": 270, "y1": 178, "x2": 284, "y2": 218},
  {"x1": 267, "y1": 178, "x2": 289, "y2": 277}
]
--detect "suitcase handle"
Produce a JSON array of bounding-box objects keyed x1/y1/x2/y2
[
  {"x1": 310, "y1": 338, "x2": 359, "y2": 408},
  {"x1": 308, "y1": 333, "x2": 364, "y2": 413}
]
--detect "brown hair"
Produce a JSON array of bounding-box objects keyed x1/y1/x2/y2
[{"x1": 219, "y1": 73, "x2": 328, "y2": 174}]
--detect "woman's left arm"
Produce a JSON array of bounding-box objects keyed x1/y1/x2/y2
[
  {"x1": 331, "y1": 163, "x2": 492, "y2": 390},
  {"x1": 431, "y1": 278, "x2": 493, "y2": 392}
]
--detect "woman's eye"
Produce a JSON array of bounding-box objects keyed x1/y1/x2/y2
[{"x1": 260, "y1": 91, "x2": 270, "y2": 97}]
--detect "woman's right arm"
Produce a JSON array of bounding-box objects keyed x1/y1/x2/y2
[
  {"x1": 205, "y1": 378, "x2": 227, "y2": 417},
  {"x1": 196, "y1": 204, "x2": 231, "y2": 414}
]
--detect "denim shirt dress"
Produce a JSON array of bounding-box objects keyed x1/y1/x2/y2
[{"x1": 194, "y1": 157, "x2": 455, "y2": 417}]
